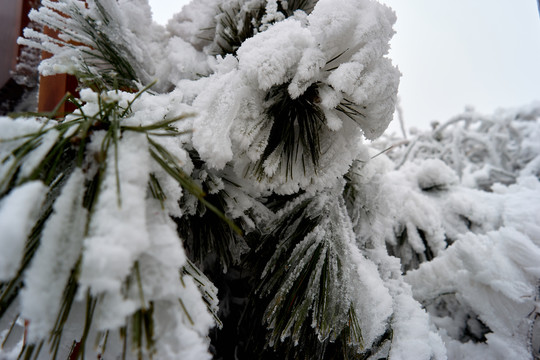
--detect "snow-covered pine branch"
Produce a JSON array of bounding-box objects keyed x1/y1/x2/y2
[{"x1": 1, "y1": 0, "x2": 539, "y2": 359}]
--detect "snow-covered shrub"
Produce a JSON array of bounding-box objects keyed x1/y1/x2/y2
[
  {"x1": 367, "y1": 105, "x2": 540, "y2": 358},
  {"x1": 385, "y1": 103, "x2": 540, "y2": 190},
  {"x1": 0, "y1": 87, "x2": 219, "y2": 360}
]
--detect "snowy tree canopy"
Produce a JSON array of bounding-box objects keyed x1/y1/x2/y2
[{"x1": 1, "y1": 0, "x2": 539, "y2": 359}]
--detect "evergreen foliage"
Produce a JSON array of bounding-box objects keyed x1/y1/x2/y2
[
  {"x1": 256, "y1": 190, "x2": 364, "y2": 350},
  {"x1": 0, "y1": 1, "x2": 539, "y2": 360}
]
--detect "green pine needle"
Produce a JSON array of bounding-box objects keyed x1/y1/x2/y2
[
  {"x1": 253, "y1": 83, "x2": 325, "y2": 180},
  {"x1": 213, "y1": 4, "x2": 265, "y2": 56},
  {"x1": 255, "y1": 193, "x2": 364, "y2": 356}
]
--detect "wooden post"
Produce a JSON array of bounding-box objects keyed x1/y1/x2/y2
[
  {"x1": 0, "y1": 0, "x2": 79, "y2": 114},
  {"x1": 37, "y1": 27, "x2": 79, "y2": 114},
  {"x1": 37, "y1": 11, "x2": 79, "y2": 114}
]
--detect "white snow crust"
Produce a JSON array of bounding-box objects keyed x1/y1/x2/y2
[{"x1": 0, "y1": 181, "x2": 47, "y2": 280}]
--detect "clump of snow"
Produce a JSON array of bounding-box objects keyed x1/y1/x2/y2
[
  {"x1": 166, "y1": 0, "x2": 223, "y2": 51},
  {"x1": 21, "y1": 169, "x2": 87, "y2": 340},
  {"x1": 19, "y1": 129, "x2": 59, "y2": 179},
  {"x1": 238, "y1": 19, "x2": 314, "y2": 91},
  {"x1": 0, "y1": 181, "x2": 46, "y2": 280},
  {"x1": 493, "y1": 176, "x2": 540, "y2": 243},
  {"x1": 347, "y1": 239, "x2": 393, "y2": 348},
  {"x1": 79, "y1": 131, "x2": 151, "y2": 296},
  {"x1": 23, "y1": 0, "x2": 399, "y2": 194},
  {"x1": 0, "y1": 117, "x2": 56, "y2": 193},
  {"x1": 345, "y1": 155, "x2": 449, "y2": 359},
  {"x1": 388, "y1": 281, "x2": 447, "y2": 360},
  {"x1": 191, "y1": 69, "x2": 247, "y2": 170}
]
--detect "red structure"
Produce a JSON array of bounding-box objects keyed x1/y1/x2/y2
[
  {"x1": 37, "y1": 26, "x2": 79, "y2": 114},
  {"x1": 0, "y1": 0, "x2": 78, "y2": 115}
]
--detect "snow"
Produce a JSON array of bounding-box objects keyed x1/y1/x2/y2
[
  {"x1": 18, "y1": 129, "x2": 59, "y2": 179},
  {"x1": 388, "y1": 282, "x2": 447, "y2": 360},
  {"x1": 21, "y1": 169, "x2": 87, "y2": 340},
  {"x1": 191, "y1": 69, "x2": 247, "y2": 170},
  {"x1": 238, "y1": 19, "x2": 314, "y2": 91},
  {"x1": 166, "y1": 0, "x2": 222, "y2": 51},
  {"x1": 347, "y1": 239, "x2": 393, "y2": 348},
  {"x1": 494, "y1": 176, "x2": 540, "y2": 243},
  {"x1": 164, "y1": 36, "x2": 212, "y2": 83},
  {"x1": 79, "y1": 131, "x2": 151, "y2": 296},
  {"x1": 0, "y1": 117, "x2": 57, "y2": 193},
  {"x1": 0, "y1": 181, "x2": 47, "y2": 280},
  {"x1": 405, "y1": 175, "x2": 540, "y2": 358}
]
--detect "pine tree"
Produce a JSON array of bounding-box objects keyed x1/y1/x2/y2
[{"x1": 1, "y1": 1, "x2": 539, "y2": 359}]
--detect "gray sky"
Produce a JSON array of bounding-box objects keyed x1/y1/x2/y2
[{"x1": 148, "y1": 0, "x2": 540, "y2": 132}]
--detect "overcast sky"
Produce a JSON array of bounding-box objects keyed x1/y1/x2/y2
[{"x1": 148, "y1": 0, "x2": 540, "y2": 132}]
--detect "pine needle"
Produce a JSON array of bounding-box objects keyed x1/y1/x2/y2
[{"x1": 254, "y1": 83, "x2": 325, "y2": 180}]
